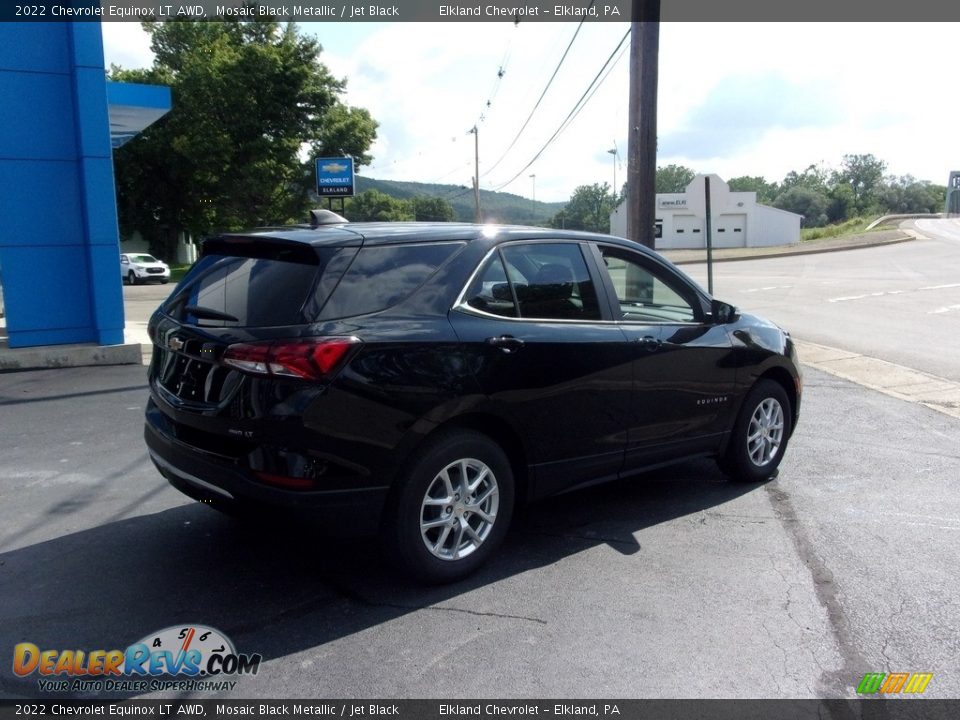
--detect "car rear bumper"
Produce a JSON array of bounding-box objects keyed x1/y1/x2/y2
[{"x1": 144, "y1": 408, "x2": 389, "y2": 537}]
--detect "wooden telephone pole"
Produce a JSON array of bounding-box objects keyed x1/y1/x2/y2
[
  {"x1": 625, "y1": 0, "x2": 660, "y2": 249},
  {"x1": 470, "y1": 126, "x2": 482, "y2": 223}
]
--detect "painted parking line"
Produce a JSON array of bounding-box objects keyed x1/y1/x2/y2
[
  {"x1": 741, "y1": 285, "x2": 793, "y2": 293},
  {"x1": 827, "y1": 283, "x2": 960, "y2": 303},
  {"x1": 919, "y1": 283, "x2": 960, "y2": 291},
  {"x1": 929, "y1": 304, "x2": 960, "y2": 315}
]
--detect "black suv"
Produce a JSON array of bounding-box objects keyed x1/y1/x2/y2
[{"x1": 145, "y1": 220, "x2": 801, "y2": 582}]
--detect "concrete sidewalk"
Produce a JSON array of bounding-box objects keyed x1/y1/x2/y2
[
  {"x1": 0, "y1": 316, "x2": 141, "y2": 372},
  {"x1": 795, "y1": 340, "x2": 960, "y2": 421}
]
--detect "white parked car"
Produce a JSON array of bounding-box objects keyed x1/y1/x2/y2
[{"x1": 120, "y1": 253, "x2": 170, "y2": 285}]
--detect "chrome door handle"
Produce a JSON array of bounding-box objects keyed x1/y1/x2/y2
[{"x1": 486, "y1": 335, "x2": 525, "y2": 354}]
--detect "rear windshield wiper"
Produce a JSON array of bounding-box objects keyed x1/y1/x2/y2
[{"x1": 184, "y1": 305, "x2": 239, "y2": 322}]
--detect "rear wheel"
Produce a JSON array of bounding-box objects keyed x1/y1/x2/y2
[
  {"x1": 720, "y1": 379, "x2": 792, "y2": 482},
  {"x1": 383, "y1": 430, "x2": 514, "y2": 584}
]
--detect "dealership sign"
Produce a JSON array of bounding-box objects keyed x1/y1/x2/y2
[
  {"x1": 315, "y1": 156, "x2": 355, "y2": 197},
  {"x1": 658, "y1": 197, "x2": 688, "y2": 209}
]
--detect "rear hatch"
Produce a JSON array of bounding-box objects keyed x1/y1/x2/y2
[
  {"x1": 147, "y1": 229, "x2": 467, "y2": 484},
  {"x1": 149, "y1": 235, "x2": 362, "y2": 419},
  {"x1": 149, "y1": 231, "x2": 466, "y2": 419}
]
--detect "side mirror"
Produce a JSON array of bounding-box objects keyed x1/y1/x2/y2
[{"x1": 711, "y1": 299, "x2": 739, "y2": 324}]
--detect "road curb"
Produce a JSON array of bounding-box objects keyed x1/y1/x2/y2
[
  {"x1": 667, "y1": 233, "x2": 913, "y2": 266},
  {"x1": 795, "y1": 339, "x2": 960, "y2": 420},
  {"x1": 0, "y1": 341, "x2": 143, "y2": 372}
]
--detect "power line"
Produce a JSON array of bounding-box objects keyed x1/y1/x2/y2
[
  {"x1": 481, "y1": 22, "x2": 518, "y2": 116},
  {"x1": 422, "y1": 24, "x2": 519, "y2": 185},
  {"x1": 472, "y1": 21, "x2": 520, "y2": 127},
  {"x1": 489, "y1": 27, "x2": 631, "y2": 193},
  {"x1": 480, "y1": 3, "x2": 595, "y2": 179}
]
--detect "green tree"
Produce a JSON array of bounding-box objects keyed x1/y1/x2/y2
[
  {"x1": 727, "y1": 175, "x2": 778, "y2": 203},
  {"x1": 550, "y1": 183, "x2": 615, "y2": 233},
  {"x1": 833, "y1": 153, "x2": 887, "y2": 212},
  {"x1": 110, "y1": 20, "x2": 378, "y2": 258},
  {"x1": 345, "y1": 190, "x2": 413, "y2": 221},
  {"x1": 876, "y1": 176, "x2": 945, "y2": 215},
  {"x1": 780, "y1": 164, "x2": 830, "y2": 194},
  {"x1": 655, "y1": 164, "x2": 696, "y2": 193},
  {"x1": 773, "y1": 186, "x2": 830, "y2": 227},
  {"x1": 410, "y1": 196, "x2": 455, "y2": 222},
  {"x1": 826, "y1": 183, "x2": 855, "y2": 223}
]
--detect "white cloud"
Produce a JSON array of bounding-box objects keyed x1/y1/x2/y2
[
  {"x1": 100, "y1": 22, "x2": 154, "y2": 70},
  {"x1": 101, "y1": 21, "x2": 960, "y2": 202}
]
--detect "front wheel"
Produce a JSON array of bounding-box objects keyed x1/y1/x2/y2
[
  {"x1": 720, "y1": 379, "x2": 792, "y2": 482},
  {"x1": 383, "y1": 430, "x2": 514, "y2": 584},
  {"x1": 127, "y1": 271, "x2": 138, "y2": 286}
]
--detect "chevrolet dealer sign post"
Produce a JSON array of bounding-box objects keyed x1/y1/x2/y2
[{"x1": 315, "y1": 156, "x2": 355, "y2": 212}]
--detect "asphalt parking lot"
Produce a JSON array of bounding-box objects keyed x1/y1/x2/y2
[
  {"x1": 4, "y1": 228, "x2": 960, "y2": 701},
  {"x1": 1, "y1": 359, "x2": 958, "y2": 699}
]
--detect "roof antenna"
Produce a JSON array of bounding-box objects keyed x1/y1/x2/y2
[{"x1": 309, "y1": 209, "x2": 348, "y2": 226}]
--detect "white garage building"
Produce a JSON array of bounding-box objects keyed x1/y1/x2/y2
[{"x1": 609, "y1": 174, "x2": 801, "y2": 250}]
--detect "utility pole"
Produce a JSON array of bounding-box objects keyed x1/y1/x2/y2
[
  {"x1": 704, "y1": 176, "x2": 714, "y2": 295},
  {"x1": 626, "y1": 0, "x2": 660, "y2": 249},
  {"x1": 529, "y1": 173, "x2": 536, "y2": 224},
  {"x1": 469, "y1": 126, "x2": 482, "y2": 223},
  {"x1": 607, "y1": 146, "x2": 617, "y2": 202}
]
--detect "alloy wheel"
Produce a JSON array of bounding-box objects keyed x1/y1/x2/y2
[
  {"x1": 419, "y1": 458, "x2": 499, "y2": 561},
  {"x1": 747, "y1": 397, "x2": 785, "y2": 467}
]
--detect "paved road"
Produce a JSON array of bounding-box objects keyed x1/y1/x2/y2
[
  {"x1": 1, "y1": 363, "x2": 958, "y2": 699},
  {"x1": 679, "y1": 219, "x2": 960, "y2": 382}
]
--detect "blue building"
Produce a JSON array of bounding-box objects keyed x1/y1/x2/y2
[{"x1": 0, "y1": 22, "x2": 170, "y2": 349}]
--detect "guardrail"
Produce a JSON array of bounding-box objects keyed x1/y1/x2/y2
[{"x1": 865, "y1": 213, "x2": 943, "y2": 230}]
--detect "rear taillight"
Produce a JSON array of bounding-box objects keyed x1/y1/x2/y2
[{"x1": 222, "y1": 337, "x2": 360, "y2": 381}]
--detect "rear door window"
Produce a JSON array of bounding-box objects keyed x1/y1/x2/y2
[
  {"x1": 498, "y1": 243, "x2": 602, "y2": 321},
  {"x1": 464, "y1": 253, "x2": 523, "y2": 318},
  {"x1": 319, "y1": 242, "x2": 463, "y2": 319}
]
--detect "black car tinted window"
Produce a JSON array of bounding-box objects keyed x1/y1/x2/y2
[
  {"x1": 165, "y1": 254, "x2": 321, "y2": 328},
  {"x1": 465, "y1": 253, "x2": 518, "y2": 318},
  {"x1": 499, "y1": 243, "x2": 601, "y2": 321},
  {"x1": 319, "y1": 242, "x2": 463, "y2": 319}
]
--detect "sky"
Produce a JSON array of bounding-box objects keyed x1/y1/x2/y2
[{"x1": 101, "y1": 21, "x2": 960, "y2": 203}]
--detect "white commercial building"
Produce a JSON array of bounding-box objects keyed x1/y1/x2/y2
[{"x1": 610, "y1": 174, "x2": 801, "y2": 250}]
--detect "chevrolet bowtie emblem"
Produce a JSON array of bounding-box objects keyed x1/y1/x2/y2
[{"x1": 168, "y1": 336, "x2": 185, "y2": 351}]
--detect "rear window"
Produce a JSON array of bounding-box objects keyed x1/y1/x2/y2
[
  {"x1": 318, "y1": 242, "x2": 464, "y2": 319},
  {"x1": 164, "y1": 241, "x2": 354, "y2": 328}
]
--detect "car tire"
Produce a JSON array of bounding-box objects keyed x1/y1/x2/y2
[
  {"x1": 127, "y1": 271, "x2": 138, "y2": 286},
  {"x1": 720, "y1": 379, "x2": 792, "y2": 483},
  {"x1": 382, "y1": 429, "x2": 514, "y2": 584},
  {"x1": 161, "y1": 279, "x2": 170, "y2": 284}
]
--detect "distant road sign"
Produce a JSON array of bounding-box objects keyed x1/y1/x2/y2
[{"x1": 316, "y1": 157, "x2": 355, "y2": 197}]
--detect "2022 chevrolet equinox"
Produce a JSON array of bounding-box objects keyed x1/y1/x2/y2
[{"x1": 144, "y1": 219, "x2": 801, "y2": 583}]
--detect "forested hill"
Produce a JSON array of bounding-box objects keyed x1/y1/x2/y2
[{"x1": 355, "y1": 176, "x2": 565, "y2": 224}]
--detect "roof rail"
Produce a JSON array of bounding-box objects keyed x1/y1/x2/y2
[{"x1": 309, "y1": 209, "x2": 348, "y2": 227}]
